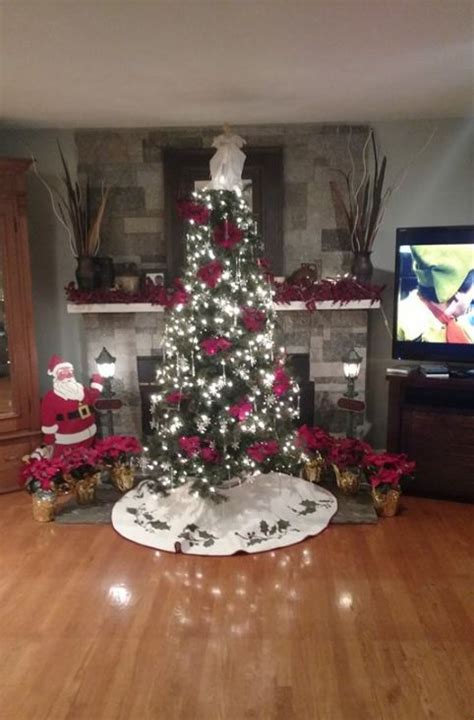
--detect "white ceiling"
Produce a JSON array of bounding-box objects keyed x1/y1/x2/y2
[{"x1": 1, "y1": 0, "x2": 473, "y2": 128}]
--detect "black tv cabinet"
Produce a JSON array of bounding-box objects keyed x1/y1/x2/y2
[{"x1": 386, "y1": 370, "x2": 474, "y2": 502}]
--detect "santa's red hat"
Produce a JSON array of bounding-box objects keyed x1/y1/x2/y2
[{"x1": 47, "y1": 355, "x2": 73, "y2": 377}]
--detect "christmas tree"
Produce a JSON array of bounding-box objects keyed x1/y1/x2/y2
[{"x1": 149, "y1": 136, "x2": 302, "y2": 499}]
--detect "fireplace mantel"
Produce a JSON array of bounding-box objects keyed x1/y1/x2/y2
[{"x1": 67, "y1": 300, "x2": 380, "y2": 314}]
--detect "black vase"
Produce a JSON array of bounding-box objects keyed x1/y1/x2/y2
[
  {"x1": 93, "y1": 256, "x2": 115, "y2": 289},
  {"x1": 75, "y1": 256, "x2": 96, "y2": 290},
  {"x1": 350, "y1": 252, "x2": 373, "y2": 283}
]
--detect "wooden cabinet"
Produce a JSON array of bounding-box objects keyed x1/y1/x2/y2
[
  {"x1": 0, "y1": 159, "x2": 41, "y2": 492},
  {"x1": 386, "y1": 370, "x2": 474, "y2": 502}
]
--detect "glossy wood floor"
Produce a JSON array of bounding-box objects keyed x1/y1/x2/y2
[{"x1": 1, "y1": 492, "x2": 473, "y2": 720}]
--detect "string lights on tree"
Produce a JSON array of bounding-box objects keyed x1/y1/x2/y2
[{"x1": 147, "y1": 185, "x2": 303, "y2": 499}]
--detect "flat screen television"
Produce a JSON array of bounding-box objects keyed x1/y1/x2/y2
[{"x1": 393, "y1": 225, "x2": 474, "y2": 364}]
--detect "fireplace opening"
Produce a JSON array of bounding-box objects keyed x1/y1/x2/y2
[{"x1": 137, "y1": 354, "x2": 314, "y2": 438}]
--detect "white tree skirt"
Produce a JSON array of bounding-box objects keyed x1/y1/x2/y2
[{"x1": 112, "y1": 473, "x2": 337, "y2": 556}]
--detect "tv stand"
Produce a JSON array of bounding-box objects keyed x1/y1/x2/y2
[{"x1": 386, "y1": 369, "x2": 474, "y2": 502}]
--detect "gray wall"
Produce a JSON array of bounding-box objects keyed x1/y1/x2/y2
[
  {"x1": 367, "y1": 118, "x2": 474, "y2": 448},
  {"x1": 75, "y1": 124, "x2": 369, "y2": 278},
  {"x1": 2, "y1": 119, "x2": 472, "y2": 439},
  {"x1": 0, "y1": 130, "x2": 85, "y2": 394}
]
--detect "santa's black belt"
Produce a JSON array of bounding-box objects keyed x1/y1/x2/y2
[{"x1": 56, "y1": 404, "x2": 92, "y2": 421}]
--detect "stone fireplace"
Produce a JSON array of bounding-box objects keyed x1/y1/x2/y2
[{"x1": 72, "y1": 302, "x2": 377, "y2": 438}]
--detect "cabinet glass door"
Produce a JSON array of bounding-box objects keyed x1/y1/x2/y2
[{"x1": 0, "y1": 254, "x2": 13, "y2": 414}]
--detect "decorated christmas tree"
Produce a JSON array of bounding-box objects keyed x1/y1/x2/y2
[{"x1": 149, "y1": 132, "x2": 302, "y2": 498}]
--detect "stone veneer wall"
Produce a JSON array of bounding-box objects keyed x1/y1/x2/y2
[
  {"x1": 75, "y1": 123, "x2": 371, "y2": 437},
  {"x1": 82, "y1": 308, "x2": 368, "y2": 438},
  {"x1": 75, "y1": 123, "x2": 369, "y2": 277}
]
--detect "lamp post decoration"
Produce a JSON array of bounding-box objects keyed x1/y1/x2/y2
[
  {"x1": 94, "y1": 346, "x2": 122, "y2": 437},
  {"x1": 338, "y1": 347, "x2": 365, "y2": 438}
]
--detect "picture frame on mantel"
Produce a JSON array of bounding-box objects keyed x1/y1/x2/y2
[{"x1": 163, "y1": 147, "x2": 283, "y2": 278}]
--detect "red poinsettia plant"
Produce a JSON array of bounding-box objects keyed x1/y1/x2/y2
[
  {"x1": 96, "y1": 435, "x2": 143, "y2": 466},
  {"x1": 363, "y1": 451, "x2": 415, "y2": 493},
  {"x1": 61, "y1": 446, "x2": 101, "y2": 480},
  {"x1": 327, "y1": 437, "x2": 372, "y2": 472},
  {"x1": 296, "y1": 424, "x2": 334, "y2": 458},
  {"x1": 20, "y1": 456, "x2": 65, "y2": 495}
]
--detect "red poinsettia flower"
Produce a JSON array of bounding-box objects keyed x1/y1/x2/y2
[
  {"x1": 96, "y1": 435, "x2": 142, "y2": 463},
  {"x1": 197, "y1": 260, "x2": 223, "y2": 289},
  {"x1": 213, "y1": 221, "x2": 244, "y2": 249},
  {"x1": 247, "y1": 440, "x2": 280, "y2": 464},
  {"x1": 178, "y1": 435, "x2": 201, "y2": 457},
  {"x1": 200, "y1": 337, "x2": 232, "y2": 356},
  {"x1": 241, "y1": 307, "x2": 266, "y2": 332},
  {"x1": 200, "y1": 446, "x2": 221, "y2": 464},
  {"x1": 61, "y1": 446, "x2": 101, "y2": 478},
  {"x1": 177, "y1": 199, "x2": 210, "y2": 225},
  {"x1": 272, "y1": 367, "x2": 290, "y2": 397},
  {"x1": 166, "y1": 279, "x2": 189, "y2": 309},
  {"x1": 327, "y1": 437, "x2": 372, "y2": 470},
  {"x1": 165, "y1": 391, "x2": 187, "y2": 405},
  {"x1": 20, "y1": 457, "x2": 65, "y2": 492},
  {"x1": 370, "y1": 467, "x2": 402, "y2": 488},
  {"x1": 228, "y1": 397, "x2": 253, "y2": 422},
  {"x1": 296, "y1": 425, "x2": 333, "y2": 455}
]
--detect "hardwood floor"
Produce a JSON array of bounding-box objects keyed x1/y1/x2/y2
[{"x1": 0, "y1": 491, "x2": 473, "y2": 720}]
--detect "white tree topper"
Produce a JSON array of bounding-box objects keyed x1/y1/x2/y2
[{"x1": 210, "y1": 128, "x2": 247, "y2": 192}]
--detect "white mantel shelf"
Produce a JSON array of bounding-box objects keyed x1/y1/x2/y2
[{"x1": 67, "y1": 300, "x2": 380, "y2": 314}]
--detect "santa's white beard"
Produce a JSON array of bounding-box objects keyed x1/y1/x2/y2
[{"x1": 53, "y1": 377, "x2": 85, "y2": 401}]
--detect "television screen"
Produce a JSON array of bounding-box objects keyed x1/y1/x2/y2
[{"x1": 393, "y1": 226, "x2": 474, "y2": 363}]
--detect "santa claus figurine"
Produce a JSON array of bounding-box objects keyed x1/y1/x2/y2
[{"x1": 41, "y1": 355, "x2": 104, "y2": 457}]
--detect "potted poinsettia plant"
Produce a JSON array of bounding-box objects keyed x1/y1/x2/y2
[
  {"x1": 96, "y1": 435, "x2": 142, "y2": 492},
  {"x1": 20, "y1": 456, "x2": 65, "y2": 522},
  {"x1": 296, "y1": 425, "x2": 334, "y2": 483},
  {"x1": 327, "y1": 437, "x2": 372, "y2": 495},
  {"x1": 61, "y1": 446, "x2": 101, "y2": 505},
  {"x1": 363, "y1": 451, "x2": 415, "y2": 517}
]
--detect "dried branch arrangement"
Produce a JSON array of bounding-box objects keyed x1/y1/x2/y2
[
  {"x1": 330, "y1": 127, "x2": 436, "y2": 254},
  {"x1": 330, "y1": 130, "x2": 388, "y2": 254},
  {"x1": 32, "y1": 142, "x2": 110, "y2": 258}
]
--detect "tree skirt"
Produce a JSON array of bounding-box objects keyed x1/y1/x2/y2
[{"x1": 111, "y1": 473, "x2": 338, "y2": 556}]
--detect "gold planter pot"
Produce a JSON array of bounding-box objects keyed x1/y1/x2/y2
[
  {"x1": 110, "y1": 464, "x2": 135, "y2": 492},
  {"x1": 32, "y1": 493, "x2": 56, "y2": 523},
  {"x1": 75, "y1": 474, "x2": 99, "y2": 506},
  {"x1": 334, "y1": 466, "x2": 360, "y2": 495},
  {"x1": 372, "y1": 488, "x2": 401, "y2": 517},
  {"x1": 302, "y1": 456, "x2": 325, "y2": 483}
]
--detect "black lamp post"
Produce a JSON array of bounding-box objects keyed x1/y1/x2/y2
[
  {"x1": 342, "y1": 347, "x2": 363, "y2": 438},
  {"x1": 95, "y1": 346, "x2": 118, "y2": 437}
]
